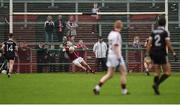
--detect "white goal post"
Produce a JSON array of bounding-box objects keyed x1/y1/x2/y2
[
  {"x1": 9, "y1": 0, "x2": 168, "y2": 33},
  {"x1": 13, "y1": 12, "x2": 165, "y2": 15}
]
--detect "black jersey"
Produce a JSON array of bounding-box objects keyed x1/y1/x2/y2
[
  {"x1": 150, "y1": 26, "x2": 169, "y2": 55},
  {"x1": 3, "y1": 39, "x2": 17, "y2": 56}
]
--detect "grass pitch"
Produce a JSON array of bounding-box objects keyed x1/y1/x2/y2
[{"x1": 0, "y1": 72, "x2": 180, "y2": 104}]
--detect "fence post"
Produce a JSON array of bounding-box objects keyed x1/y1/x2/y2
[
  {"x1": 30, "y1": 48, "x2": 33, "y2": 73},
  {"x1": 24, "y1": 2, "x2": 27, "y2": 28},
  {"x1": 140, "y1": 49, "x2": 144, "y2": 72},
  {"x1": 17, "y1": 56, "x2": 20, "y2": 73},
  {"x1": 179, "y1": 2, "x2": 180, "y2": 27},
  {"x1": 1, "y1": 0, "x2": 4, "y2": 7},
  {"x1": 125, "y1": 43, "x2": 129, "y2": 70},
  {"x1": 75, "y1": 1, "x2": 78, "y2": 22},
  {"x1": 99, "y1": 24, "x2": 102, "y2": 36}
]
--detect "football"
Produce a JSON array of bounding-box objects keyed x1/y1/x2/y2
[
  {"x1": 1, "y1": 70, "x2": 7, "y2": 74},
  {"x1": 69, "y1": 46, "x2": 75, "y2": 52}
]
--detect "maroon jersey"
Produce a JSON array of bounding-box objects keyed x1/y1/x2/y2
[{"x1": 65, "y1": 47, "x2": 79, "y2": 61}]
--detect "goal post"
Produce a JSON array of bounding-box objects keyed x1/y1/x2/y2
[
  {"x1": 9, "y1": 0, "x2": 13, "y2": 33},
  {"x1": 165, "y1": 0, "x2": 169, "y2": 30},
  {"x1": 8, "y1": 0, "x2": 174, "y2": 72},
  {"x1": 9, "y1": 0, "x2": 168, "y2": 34},
  {"x1": 13, "y1": 12, "x2": 165, "y2": 15}
]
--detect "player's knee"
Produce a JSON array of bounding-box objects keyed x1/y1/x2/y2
[
  {"x1": 82, "y1": 67, "x2": 87, "y2": 70},
  {"x1": 163, "y1": 68, "x2": 171, "y2": 76},
  {"x1": 110, "y1": 74, "x2": 114, "y2": 78},
  {"x1": 120, "y1": 69, "x2": 127, "y2": 76},
  {"x1": 164, "y1": 71, "x2": 171, "y2": 76},
  {"x1": 167, "y1": 73, "x2": 171, "y2": 77},
  {"x1": 109, "y1": 75, "x2": 113, "y2": 79},
  {"x1": 154, "y1": 72, "x2": 160, "y2": 76},
  {"x1": 107, "y1": 72, "x2": 113, "y2": 79}
]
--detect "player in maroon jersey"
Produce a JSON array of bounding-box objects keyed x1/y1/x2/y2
[{"x1": 63, "y1": 41, "x2": 94, "y2": 73}]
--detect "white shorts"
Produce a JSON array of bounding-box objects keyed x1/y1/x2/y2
[
  {"x1": 106, "y1": 55, "x2": 125, "y2": 67},
  {"x1": 72, "y1": 57, "x2": 84, "y2": 65}
]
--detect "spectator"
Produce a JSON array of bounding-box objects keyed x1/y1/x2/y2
[
  {"x1": 132, "y1": 36, "x2": 141, "y2": 71},
  {"x1": 59, "y1": 42, "x2": 70, "y2": 72},
  {"x1": 36, "y1": 43, "x2": 48, "y2": 73},
  {"x1": 44, "y1": 15, "x2": 54, "y2": 42},
  {"x1": 91, "y1": 3, "x2": 100, "y2": 34},
  {"x1": 43, "y1": 44, "x2": 49, "y2": 72},
  {"x1": 76, "y1": 40, "x2": 88, "y2": 60},
  {"x1": 133, "y1": 36, "x2": 141, "y2": 48},
  {"x1": 48, "y1": 45, "x2": 56, "y2": 72},
  {"x1": 93, "y1": 37, "x2": 107, "y2": 71},
  {"x1": 66, "y1": 15, "x2": 78, "y2": 42},
  {"x1": 54, "y1": 15, "x2": 65, "y2": 42},
  {"x1": 18, "y1": 42, "x2": 31, "y2": 73}
]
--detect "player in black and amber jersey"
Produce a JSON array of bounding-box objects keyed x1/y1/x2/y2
[
  {"x1": 147, "y1": 17, "x2": 177, "y2": 95},
  {"x1": 1, "y1": 33, "x2": 18, "y2": 78}
]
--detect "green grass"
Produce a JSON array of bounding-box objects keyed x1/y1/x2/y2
[{"x1": 0, "y1": 72, "x2": 180, "y2": 104}]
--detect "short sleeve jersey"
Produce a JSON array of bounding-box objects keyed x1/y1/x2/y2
[
  {"x1": 107, "y1": 30, "x2": 122, "y2": 56},
  {"x1": 65, "y1": 47, "x2": 79, "y2": 61},
  {"x1": 149, "y1": 26, "x2": 170, "y2": 55},
  {"x1": 3, "y1": 39, "x2": 16, "y2": 56}
]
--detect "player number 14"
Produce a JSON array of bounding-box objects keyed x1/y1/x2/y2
[{"x1": 7, "y1": 45, "x2": 13, "y2": 52}]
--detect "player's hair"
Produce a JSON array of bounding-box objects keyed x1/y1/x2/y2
[
  {"x1": 114, "y1": 20, "x2": 123, "y2": 30},
  {"x1": 8, "y1": 33, "x2": 13, "y2": 38},
  {"x1": 158, "y1": 17, "x2": 166, "y2": 26},
  {"x1": 98, "y1": 36, "x2": 102, "y2": 39}
]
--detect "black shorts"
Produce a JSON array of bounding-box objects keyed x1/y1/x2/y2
[
  {"x1": 150, "y1": 53, "x2": 168, "y2": 65},
  {"x1": 4, "y1": 54, "x2": 15, "y2": 61}
]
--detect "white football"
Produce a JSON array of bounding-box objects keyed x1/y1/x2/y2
[
  {"x1": 1, "y1": 70, "x2": 7, "y2": 74},
  {"x1": 69, "y1": 46, "x2": 75, "y2": 52}
]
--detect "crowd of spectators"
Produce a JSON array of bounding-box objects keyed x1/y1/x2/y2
[
  {"x1": 43, "y1": 3, "x2": 101, "y2": 43},
  {"x1": 44, "y1": 15, "x2": 78, "y2": 43},
  {"x1": 13, "y1": 3, "x2": 104, "y2": 73}
]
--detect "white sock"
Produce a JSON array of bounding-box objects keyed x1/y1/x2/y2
[{"x1": 122, "y1": 89, "x2": 128, "y2": 95}]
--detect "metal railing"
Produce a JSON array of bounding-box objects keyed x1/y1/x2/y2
[{"x1": 11, "y1": 42, "x2": 180, "y2": 73}]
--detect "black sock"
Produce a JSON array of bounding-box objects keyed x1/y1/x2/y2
[
  {"x1": 158, "y1": 74, "x2": 169, "y2": 85},
  {"x1": 154, "y1": 76, "x2": 159, "y2": 85},
  {"x1": 98, "y1": 82, "x2": 103, "y2": 87},
  {"x1": 121, "y1": 84, "x2": 126, "y2": 89},
  {"x1": 6, "y1": 70, "x2": 9, "y2": 75}
]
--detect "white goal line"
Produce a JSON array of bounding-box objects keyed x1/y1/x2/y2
[{"x1": 13, "y1": 12, "x2": 165, "y2": 15}]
